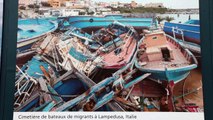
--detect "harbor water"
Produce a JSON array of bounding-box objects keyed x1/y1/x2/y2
[{"x1": 159, "y1": 14, "x2": 199, "y2": 23}]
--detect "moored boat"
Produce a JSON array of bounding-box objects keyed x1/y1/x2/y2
[
  {"x1": 57, "y1": 15, "x2": 156, "y2": 31},
  {"x1": 163, "y1": 20, "x2": 200, "y2": 45},
  {"x1": 135, "y1": 31, "x2": 198, "y2": 83}
]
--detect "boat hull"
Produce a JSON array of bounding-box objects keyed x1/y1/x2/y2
[
  {"x1": 58, "y1": 15, "x2": 155, "y2": 30},
  {"x1": 136, "y1": 62, "x2": 197, "y2": 83},
  {"x1": 17, "y1": 79, "x2": 86, "y2": 111},
  {"x1": 17, "y1": 35, "x2": 46, "y2": 52},
  {"x1": 54, "y1": 79, "x2": 87, "y2": 101},
  {"x1": 135, "y1": 33, "x2": 198, "y2": 83},
  {"x1": 17, "y1": 19, "x2": 58, "y2": 52},
  {"x1": 163, "y1": 22, "x2": 200, "y2": 44}
]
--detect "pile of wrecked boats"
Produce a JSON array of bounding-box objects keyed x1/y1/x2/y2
[{"x1": 14, "y1": 21, "x2": 202, "y2": 112}]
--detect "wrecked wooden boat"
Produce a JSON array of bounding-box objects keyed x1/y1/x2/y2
[
  {"x1": 135, "y1": 31, "x2": 198, "y2": 83},
  {"x1": 55, "y1": 33, "x2": 101, "y2": 76},
  {"x1": 55, "y1": 60, "x2": 151, "y2": 111},
  {"x1": 92, "y1": 22, "x2": 139, "y2": 69},
  {"x1": 56, "y1": 22, "x2": 139, "y2": 76},
  {"x1": 14, "y1": 56, "x2": 87, "y2": 111},
  {"x1": 14, "y1": 52, "x2": 151, "y2": 111}
]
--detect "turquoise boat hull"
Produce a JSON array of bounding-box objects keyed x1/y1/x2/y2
[
  {"x1": 58, "y1": 15, "x2": 156, "y2": 30},
  {"x1": 135, "y1": 34, "x2": 198, "y2": 83},
  {"x1": 135, "y1": 61, "x2": 197, "y2": 83},
  {"x1": 17, "y1": 19, "x2": 58, "y2": 52}
]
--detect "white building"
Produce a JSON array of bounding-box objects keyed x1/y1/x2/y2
[
  {"x1": 60, "y1": 8, "x2": 81, "y2": 16},
  {"x1": 19, "y1": 0, "x2": 50, "y2": 6},
  {"x1": 110, "y1": 2, "x2": 119, "y2": 8},
  {"x1": 19, "y1": 0, "x2": 35, "y2": 6},
  {"x1": 38, "y1": 7, "x2": 51, "y2": 16},
  {"x1": 95, "y1": 7, "x2": 112, "y2": 15},
  {"x1": 39, "y1": 7, "x2": 85, "y2": 17},
  {"x1": 96, "y1": 7, "x2": 111, "y2": 12},
  {"x1": 50, "y1": 9, "x2": 61, "y2": 16},
  {"x1": 84, "y1": 0, "x2": 91, "y2": 7},
  {"x1": 118, "y1": 2, "x2": 126, "y2": 8},
  {"x1": 64, "y1": 1, "x2": 74, "y2": 7},
  {"x1": 64, "y1": 0, "x2": 90, "y2": 8},
  {"x1": 144, "y1": 3, "x2": 164, "y2": 8},
  {"x1": 137, "y1": 3, "x2": 143, "y2": 7}
]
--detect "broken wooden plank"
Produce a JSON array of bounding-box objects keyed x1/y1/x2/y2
[{"x1": 38, "y1": 78, "x2": 52, "y2": 102}]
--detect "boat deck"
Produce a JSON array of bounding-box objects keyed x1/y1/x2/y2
[
  {"x1": 139, "y1": 42, "x2": 190, "y2": 70},
  {"x1": 101, "y1": 34, "x2": 137, "y2": 68}
]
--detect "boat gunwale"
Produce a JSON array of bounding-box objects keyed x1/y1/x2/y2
[
  {"x1": 135, "y1": 60, "x2": 197, "y2": 72},
  {"x1": 164, "y1": 21, "x2": 200, "y2": 27}
]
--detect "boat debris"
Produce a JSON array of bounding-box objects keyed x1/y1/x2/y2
[{"x1": 14, "y1": 21, "x2": 203, "y2": 112}]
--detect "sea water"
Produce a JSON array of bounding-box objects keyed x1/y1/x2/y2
[{"x1": 159, "y1": 14, "x2": 199, "y2": 23}]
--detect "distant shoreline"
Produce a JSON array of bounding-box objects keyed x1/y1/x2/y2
[{"x1": 112, "y1": 7, "x2": 199, "y2": 14}]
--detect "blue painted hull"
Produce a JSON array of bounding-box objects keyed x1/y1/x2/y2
[
  {"x1": 58, "y1": 15, "x2": 155, "y2": 29},
  {"x1": 163, "y1": 22, "x2": 200, "y2": 44},
  {"x1": 19, "y1": 97, "x2": 40, "y2": 112},
  {"x1": 17, "y1": 42, "x2": 34, "y2": 52},
  {"x1": 18, "y1": 79, "x2": 86, "y2": 111},
  {"x1": 54, "y1": 79, "x2": 87, "y2": 101}
]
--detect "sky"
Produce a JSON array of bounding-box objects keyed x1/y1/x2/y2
[{"x1": 93, "y1": 0, "x2": 199, "y2": 9}]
